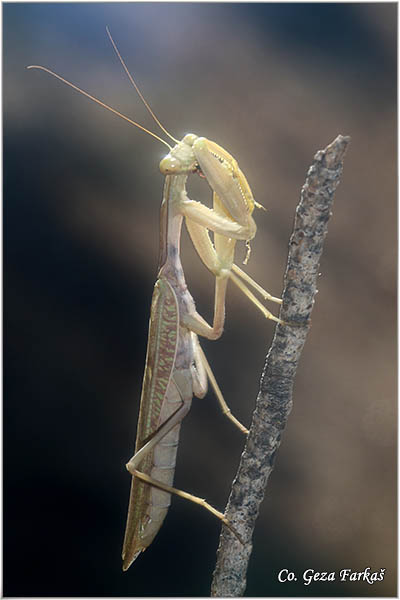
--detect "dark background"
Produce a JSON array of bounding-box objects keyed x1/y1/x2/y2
[{"x1": 4, "y1": 3, "x2": 396, "y2": 596}]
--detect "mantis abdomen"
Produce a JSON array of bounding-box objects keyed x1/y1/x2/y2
[{"x1": 122, "y1": 275, "x2": 196, "y2": 568}]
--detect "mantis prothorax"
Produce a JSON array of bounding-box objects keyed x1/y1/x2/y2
[{"x1": 27, "y1": 28, "x2": 283, "y2": 570}]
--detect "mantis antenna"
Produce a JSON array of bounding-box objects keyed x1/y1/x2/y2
[
  {"x1": 26, "y1": 65, "x2": 172, "y2": 150},
  {"x1": 105, "y1": 26, "x2": 179, "y2": 145}
]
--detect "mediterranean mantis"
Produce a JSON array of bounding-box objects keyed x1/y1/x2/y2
[{"x1": 28, "y1": 28, "x2": 283, "y2": 571}]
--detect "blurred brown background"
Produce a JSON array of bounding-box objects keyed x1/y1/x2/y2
[{"x1": 4, "y1": 3, "x2": 396, "y2": 596}]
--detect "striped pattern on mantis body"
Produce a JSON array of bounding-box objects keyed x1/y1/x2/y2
[{"x1": 123, "y1": 278, "x2": 180, "y2": 562}]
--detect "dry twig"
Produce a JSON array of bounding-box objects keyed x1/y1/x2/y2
[{"x1": 211, "y1": 134, "x2": 351, "y2": 597}]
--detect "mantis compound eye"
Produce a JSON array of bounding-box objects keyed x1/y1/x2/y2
[{"x1": 159, "y1": 155, "x2": 180, "y2": 174}]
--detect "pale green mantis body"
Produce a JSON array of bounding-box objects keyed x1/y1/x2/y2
[
  {"x1": 122, "y1": 133, "x2": 282, "y2": 569},
  {"x1": 28, "y1": 29, "x2": 283, "y2": 571}
]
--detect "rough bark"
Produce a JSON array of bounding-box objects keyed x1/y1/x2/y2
[{"x1": 210, "y1": 135, "x2": 351, "y2": 597}]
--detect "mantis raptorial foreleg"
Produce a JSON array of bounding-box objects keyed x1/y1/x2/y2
[{"x1": 180, "y1": 196, "x2": 255, "y2": 241}]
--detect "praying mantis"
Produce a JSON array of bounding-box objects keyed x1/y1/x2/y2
[{"x1": 28, "y1": 28, "x2": 283, "y2": 571}]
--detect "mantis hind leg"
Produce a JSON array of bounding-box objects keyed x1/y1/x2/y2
[
  {"x1": 130, "y1": 469, "x2": 243, "y2": 544},
  {"x1": 126, "y1": 398, "x2": 190, "y2": 473}
]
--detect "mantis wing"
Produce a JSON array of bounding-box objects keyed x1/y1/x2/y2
[{"x1": 122, "y1": 277, "x2": 179, "y2": 569}]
